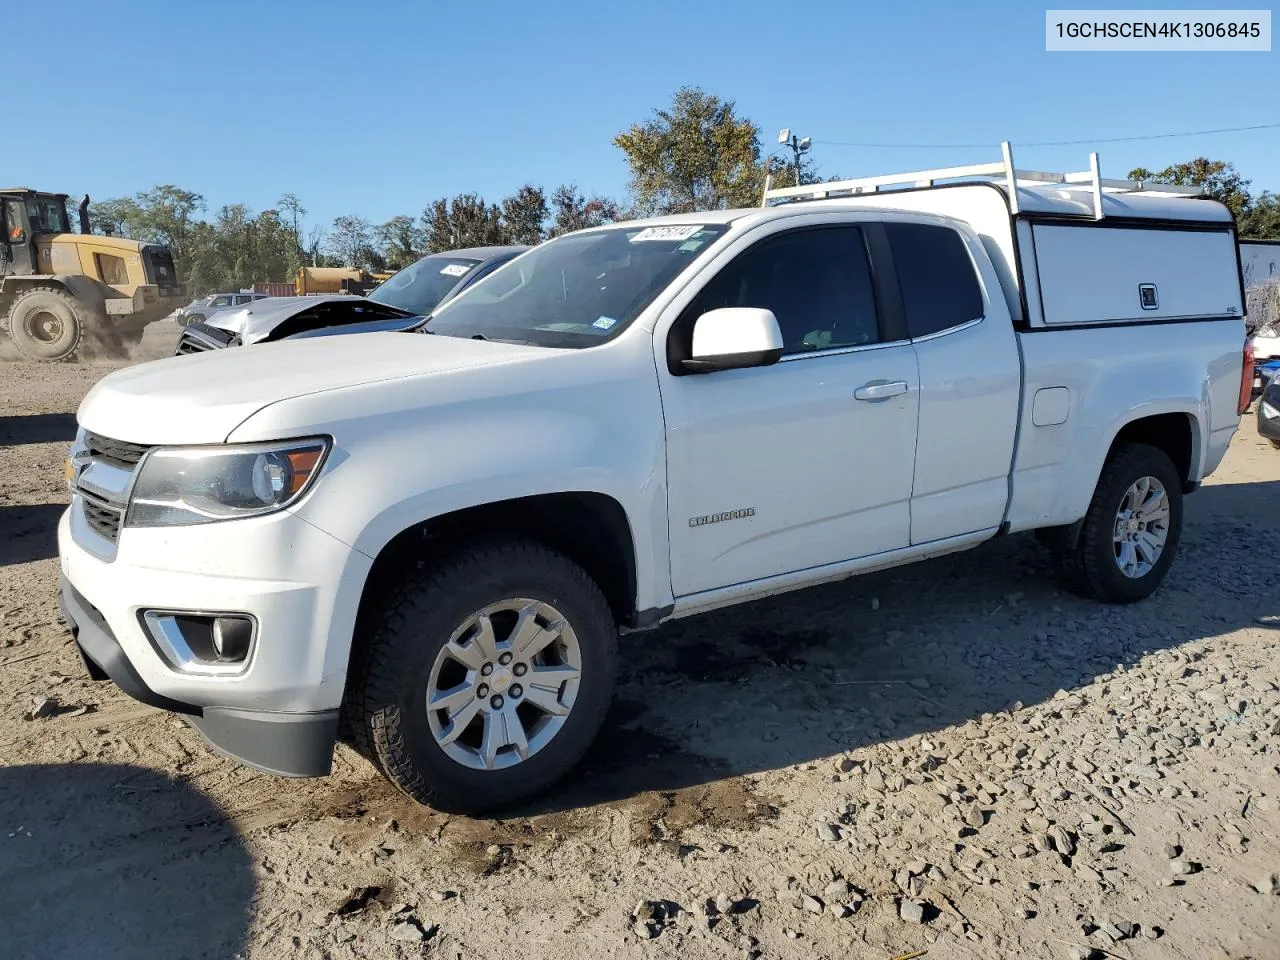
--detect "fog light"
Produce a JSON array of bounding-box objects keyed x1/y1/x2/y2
[
  {"x1": 212, "y1": 616, "x2": 254, "y2": 662},
  {"x1": 141, "y1": 610, "x2": 256, "y2": 675}
]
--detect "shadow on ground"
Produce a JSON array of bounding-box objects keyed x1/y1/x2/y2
[
  {"x1": 0, "y1": 763, "x2": 253, "y2": 960},
  {"x1": 513, "y1": 477, "x2": 1280, "y2": 816},
  {"x1": 0, "y1": 413, "x2": 77, "y2": 447},
  {"x1": 16, "y1": 461, "x2": 1279, "y2": 834},
  {"x1": 0, "y1": 504, "x2": 64, "y2": 566}
]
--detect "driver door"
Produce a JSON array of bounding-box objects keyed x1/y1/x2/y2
[
  {"x1": 659, "y1": 222, "x2": 920, "y2": 597},
  {"x1": 2, "y1": 199, "x2": 36, "y2": 275}
]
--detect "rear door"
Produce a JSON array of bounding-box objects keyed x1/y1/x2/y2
[
  {"x1": 884, "y1": 221, "x2": 1020, "y2": 544},
  {"x1": 660, "y1": 221, "x2": 921, "y2": 596}
]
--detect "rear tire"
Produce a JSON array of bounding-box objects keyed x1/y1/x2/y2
[
  {"x1": 6, "y1": 287, "x2": 83, "y2": 361},
  {"x1": 346, "y1": 539, "x2": 618, "y2": 813},
  {"x1": 1055, "y1": 442, "x2": 1183, "y2": 603}
]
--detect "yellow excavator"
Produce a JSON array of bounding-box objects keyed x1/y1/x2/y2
[{"x1": 1, "y1": 188, "x2": 186, "y2": 360}]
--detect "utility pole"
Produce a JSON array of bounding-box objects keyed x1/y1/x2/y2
[{"x1": 777, "y1": 128, "x2": 812, "y2": 186}]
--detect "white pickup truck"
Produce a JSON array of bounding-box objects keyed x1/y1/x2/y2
[{"x1": 58, "y1": 146, "x2": 1253, "y2": 812}]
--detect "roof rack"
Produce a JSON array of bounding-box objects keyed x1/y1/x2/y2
[{"x1": 761, "y1": 141, "x2": 1203, "y2": 220}]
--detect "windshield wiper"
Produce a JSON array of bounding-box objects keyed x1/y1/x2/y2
[{"x1": 468, "y1": 332, "x2": 535, "y2": 345}]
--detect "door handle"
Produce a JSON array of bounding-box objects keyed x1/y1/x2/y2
[{"x1": 854, "y1": 380, "x2": 909, "y2": 402}]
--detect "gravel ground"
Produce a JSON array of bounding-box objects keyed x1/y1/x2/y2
[{"x1": 1, "y1": 323, "x2": 1277, "y2": 960}]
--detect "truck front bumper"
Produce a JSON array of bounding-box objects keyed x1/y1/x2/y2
[
  {"x1": 60, "y1": 575, "x2": 339, "y2": 776},
  {"x1": 57, "y1": 505, "x2": 372, "y2": 778}
]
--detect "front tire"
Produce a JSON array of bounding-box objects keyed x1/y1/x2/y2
[
  {"x1": 6, "y1": 287, "x2": 84, "y2": 361},
  {"x1": 1055, "y1": 442, "x2": 1183, "y2": 603},
  {"x1": 346, "y1": 539, "x2": 618, "y2": 813}
]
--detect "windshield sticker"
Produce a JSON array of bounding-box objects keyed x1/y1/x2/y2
[
  {"x1": 678, "y1": 239, "x2": 708, "y2": 252},
  {"x1": 439, "y1": 263, "x2": 471, "y2": 277},
  {"x1": 629, "y1": 225, "x2": 704, "y2": 243},
  {"x1": 592, "y1": 316, "x2": 618, "y2": 330}
]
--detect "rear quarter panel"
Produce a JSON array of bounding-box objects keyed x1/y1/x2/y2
[{"x1": 1007, "y1": 320, "x2": 1244, "y2": 531}]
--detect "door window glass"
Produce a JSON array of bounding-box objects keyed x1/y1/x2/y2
[
  {"x1": 680, "y1": 226, "x2": 881, "y2": 357},
  {"x1": 5, "y1": 200, "x2": 25, "y2": 243},
  {"x1": 884, "y1": 222, "x2": 984, "y2": 338},
  {"x1": 94, "y1": 253, "x2": 129, "y2": 285}
]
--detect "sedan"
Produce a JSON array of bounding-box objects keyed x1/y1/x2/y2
[{"x1": 174, "y1": 246, "x2": 527, "y2": 354}]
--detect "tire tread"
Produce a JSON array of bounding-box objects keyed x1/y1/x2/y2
[
  {"x1": 6, "y1": 286, "x2": 84, "y2": 361},
  {"x1": 1055, "y1": 442, "x2": 1181, "y2": 603},
  {"x1": 346, "y1": 538, "x2": 616, "y2": 812}
]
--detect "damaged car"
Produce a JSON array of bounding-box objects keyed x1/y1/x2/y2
[
  {"x1": 174, "y1": 246, "x2": 528, "y2": 354},
  {"x1": 175, "y1": 295, "x2": 413, "y2": 354}
]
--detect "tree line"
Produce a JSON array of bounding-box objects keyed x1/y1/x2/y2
[{"x1": 88, "y1": 86, "x2": 1279, "y2": 297}]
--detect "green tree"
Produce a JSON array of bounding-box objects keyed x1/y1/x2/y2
[
  {"x1": 1127, "y1": 158, "x2": 1252, "y2": 218},
  {"x1": 376, "y1": 215, "x2": 424, "y2": 270},
  {"x1": 90, "y1": 185, "x2": 204, "y2": 266},
  {"x1": 181, "y1": 220, "x2": 223, "y2": 295},
  {"x1": 252, "y1": 209, "x2": 302, "y2": 284},
  {"x1": 1128, "y1": 158, "x2": 1279, "y2": 239},
  {"x1": 500, "y1": 184, "x2": 549, "y2": 245},
  {"x1": 1239, "y1": 192, "x2": 1280, "y2": 240},
  {"x1": 306, "y1": 225, "x2": 332, "y2": 267},
  {"x1": 420, "y1": 194, "x2": 506, "y2": 252},
  {"x1": 330, "y1": 214, "x2": 374, "y2": 268},
  {"x1": 614, "y1": 86, "x2": 764, "y2": 214},
  {"x1": 762, "y1": 153, "x2": 827, "y2": 192},
  {"x1": 548, "y1": 183, "x2": 621, "y2": 237},
  {"x1": 215, "y1": 203, "x2": 255, "y2": 289},
  {"x1": 277, "y1": 192, "x2": 307, "y2": 265}
]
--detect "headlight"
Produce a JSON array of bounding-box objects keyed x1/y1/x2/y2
[
  {"x1": 65, "y1": 430, "x2": 86, "y2": 493},
  {"x1": 126, "y1": 438, "x2": 329, "y2": 528},
  {"x1": 1262, "y1": 401, "x2": 1279, "y2": 420}
]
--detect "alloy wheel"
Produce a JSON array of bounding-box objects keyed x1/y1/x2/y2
[
  {"x1": 425, "y1": 598, "x2": 581, "y2": 771},
  {"x1": 1113, "y1": 476, "x2": 1170, "y2": 578}
]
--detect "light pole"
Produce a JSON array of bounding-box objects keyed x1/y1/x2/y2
[{"x1": 778, "y1": 128, "x2": 812, "y2": 186}]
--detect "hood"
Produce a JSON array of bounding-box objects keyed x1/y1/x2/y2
[
  {"x1": 204, "y1": 304, "x2": 251, "y2": 334},
  {"x1": 47, "y1": 234, "x2": 148, "y2": 254},
  {"x1": 282, "y1": 314, "x2": 423, "y2": 341},
  {"x1": 77, "y1": 331, "x2": 550, "y2": 445},
  {"x1": 204, "y1": 295, "x2": 412, "y2": 344}
]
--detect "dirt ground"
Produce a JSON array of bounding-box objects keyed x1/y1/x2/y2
[{"x1": 2, "y1": 323, "x2": 1278, "y2": 960}]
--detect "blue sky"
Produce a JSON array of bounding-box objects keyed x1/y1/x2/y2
[{"x1": 12, "y1": 0, "x2": 1278, "y2": 235}]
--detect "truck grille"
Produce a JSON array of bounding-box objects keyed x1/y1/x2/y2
[
  {"x1": 74, "y1": 432, "x2": 153, "y2": 545},
  {"x1": 83, "y1": 431, "x2": 151, "y2": 468},
  {"x1": 81, "y1": 488, "x2": 126, "y2": 542}
]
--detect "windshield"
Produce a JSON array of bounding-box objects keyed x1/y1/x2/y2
[
  {"x1": 424, "y1": 224, "x2": 730, "y2": 348},
  {"x1": 367, "y1": 256, "x2": 481, "y2": 316},
  {"x1": 25, "y1": 196, "x2": 70, "y2": 234}
]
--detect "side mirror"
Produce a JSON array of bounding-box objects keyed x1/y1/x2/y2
[{"x1": 682, "y1": 307, "x2": 784, "y2": 373}]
